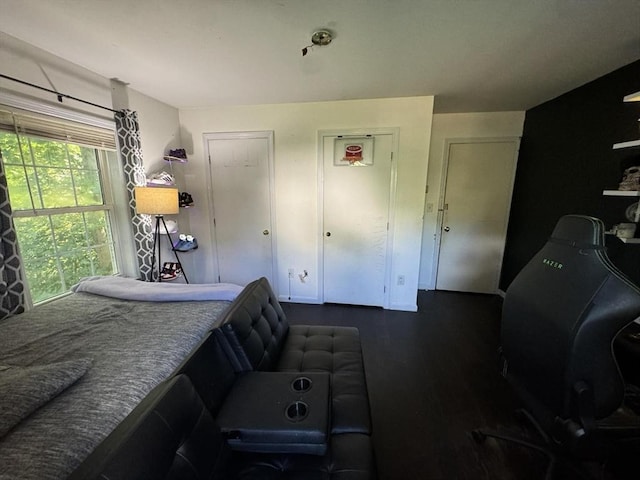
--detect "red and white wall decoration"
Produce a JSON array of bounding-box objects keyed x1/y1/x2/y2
[{"x1": 334, "y1": 137, "x2": 375, "y2": 167}]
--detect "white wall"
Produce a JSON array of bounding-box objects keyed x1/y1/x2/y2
[
  {"x1": 129, "y1": 90, "x2": 182, "y2": 174},
  {"x1": 418, "y1": 111, "x2": 526, "y2": 289},
  {"x1": 179, "y1": 96, "x2": 433, "y2": 311},
  {"x1": 0, "y1": 32, "x2": 113, "y2": 120}
]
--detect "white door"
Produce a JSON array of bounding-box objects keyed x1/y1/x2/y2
[
  {"x1": 321, "y1": 133, "x2": 395, "y2": 307},
  {"x1": 435, "y1": 140, "x2": 519, "y2": 293},
  {"x1": 206, "y1": 131, "x2": 276, "y2": 288}
]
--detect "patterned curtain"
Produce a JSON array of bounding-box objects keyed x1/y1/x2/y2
[
  {"x1": 114, "y1": 110, "x2": 154, "y2": 281},
  {"x1": 0, "y1": 151, "x2": 25, "y2": 319}
]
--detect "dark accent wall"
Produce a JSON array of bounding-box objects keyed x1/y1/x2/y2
[{"x1": 501, "y1": 60, "x2": 640, "y2": 289}]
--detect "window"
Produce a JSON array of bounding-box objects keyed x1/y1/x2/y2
[{"x1": 0, "y1": 108, "x2": 121, "y2": 305}]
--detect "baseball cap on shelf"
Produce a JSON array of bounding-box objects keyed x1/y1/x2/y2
[{"x1": 156, "y1": 219, "x2": 178, "y2": 234}]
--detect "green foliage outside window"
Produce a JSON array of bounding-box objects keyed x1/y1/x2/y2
[{"x1": 0, "y1": 132, "x2": 118, "y2": 304}]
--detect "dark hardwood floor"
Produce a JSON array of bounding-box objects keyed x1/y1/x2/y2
[{"x1": 281, "y1": 290, "x2": 636, "y2": 480}]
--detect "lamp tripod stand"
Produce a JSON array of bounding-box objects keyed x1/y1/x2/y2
[{"x1": 150, "y1": 215, "x2": 189, "y2": 283}]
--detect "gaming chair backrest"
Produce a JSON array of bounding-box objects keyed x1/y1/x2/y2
[{"x1": 501, "y1": 215, "x2": 640, "y2": 421}]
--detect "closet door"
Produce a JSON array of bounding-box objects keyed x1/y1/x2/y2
[
  {"x1": 321, "y1": 133, "x2": 395, "y2": 307},
  {"x1": 206, "y1": 131, "x2": 276, "y2": 288}
]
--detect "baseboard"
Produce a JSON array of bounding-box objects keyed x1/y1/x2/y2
[
  {"x1": 278, "y1": 295, "x2": 322, "y2": 304},
  {"x1": 278, "y1": 295, "x2": 418, "y2": 311},
  {"x1": 388, "y1": 303, "x2": 418, "y2": 312}
]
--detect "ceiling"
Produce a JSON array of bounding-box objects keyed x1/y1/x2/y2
[{"x1": 1, "y1": 0, "x2": 639, "y2": 113}]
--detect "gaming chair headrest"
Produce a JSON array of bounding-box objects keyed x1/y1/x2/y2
[{"x1": 549, "y1": 215, "x2": 605, "y2": 248}]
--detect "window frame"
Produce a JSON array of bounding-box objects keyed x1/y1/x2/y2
[
  {"x1": 0, "y1": 94, "x2": 135, "y2": 308},
  {"x1": 8, "y1": 147, "x2": 123, "y2": 306}
]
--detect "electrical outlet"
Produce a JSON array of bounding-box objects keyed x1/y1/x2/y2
[
  {"x1": 397, "y1": 275, "x2": 405, "y2": 286},
  {"x1": 288, "y1": 268, "x2": 294, "y2": 278}
]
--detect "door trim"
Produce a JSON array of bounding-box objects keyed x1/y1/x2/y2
[
  {"x1": 430, "y1": 136, "x2": 520, "y2": 291},
  {"x1": 317, "y1": 128, "x2": 399, "y2": 308},
  {"x1": 203, "y1": 130, "x2": 278, "y2": 293}
]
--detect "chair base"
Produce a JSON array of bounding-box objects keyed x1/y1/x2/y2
[
  {"x1": 472, "y1": 428, "x2": 557, "y2": 480},
  {"x1": 472, "y1": 409, "x2": 599, "y2": 480}
]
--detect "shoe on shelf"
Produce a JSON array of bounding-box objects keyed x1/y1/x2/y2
[
  {"x1": 164, "y1": 148, "x2": 188, "y2": 163},
  {"x1": 173, "y1": 233, "x2": 188, "y2": 251},
  {"x1": 147, "y1": 170, "x2": 175, "y2": 186},
  {"x1": 179, "y1": 191, "x2": 194, "y2": 208},
  {"x1": 175, "y1": 234, "x2": 198, "y2": 252},
  {"x1": 160, "y1": 262, "x2": 182, "y2": 281},
  {"x1": 185, "y1": 236, "x2": 198, "y2": 251}
]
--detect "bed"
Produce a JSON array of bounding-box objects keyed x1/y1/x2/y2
[{"x1": 0, "y1": 277, "x2": 241, "y2": 480}]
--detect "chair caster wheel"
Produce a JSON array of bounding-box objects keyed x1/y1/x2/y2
[{"x1": 471, "y1": 430, "x2": 487, "y2": 443}]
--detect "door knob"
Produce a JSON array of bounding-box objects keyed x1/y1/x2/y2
[
  {"x1": 443, "y1": 226, "x2": 450, "y2": 232},
  {"x1": 263, "y1": 230, "x2": 269, "y2": 235},
  {"x1": 326, "y1": 232, "x2": 331, "y2": 237}
]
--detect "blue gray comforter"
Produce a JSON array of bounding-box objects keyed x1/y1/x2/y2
[
  {"x1": 0, "y1": 292, "x2": 231, "y2": 479},
  {"x1": 71, "y1": 275, "x2": 243, "y2": 302}
]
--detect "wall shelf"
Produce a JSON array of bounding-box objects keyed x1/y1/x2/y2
[
  {"x1": 605, "y1": 233, "x2": 640, "y2": 243},
  {"x1": 612, "y1": 91, "x2": 640, "y2": 148},
  {"x1": 602, "y1": 190, "x2": 640, "y2": 196},
  {"x1": 623, "y1": 91, "x2": 640, "y2": 102},
  {"x1": 613, "y1": 139, "x2": 640, "y2": 150}
]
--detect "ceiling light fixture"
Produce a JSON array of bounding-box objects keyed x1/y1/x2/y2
[{"x1": 302, "y1": 29, "x2": 334, "y2": 56}]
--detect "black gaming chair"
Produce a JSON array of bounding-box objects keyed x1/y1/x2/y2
[{"x1": 473, "y1": 215, "x2": 640, "y2": 478}]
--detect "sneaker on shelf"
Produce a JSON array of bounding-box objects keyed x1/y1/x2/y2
[
  {"x1": 179, "y1": 191, "x2": 194, "y2": 208},
  {"x1": 164, "y1": 148, "x2": 188, "y2": 163},
  {"x1": 147, "y1": 171, "x2": 175, "y2": 186},
  {"x1": 160, "y1": 262, "x2": 182, "y2": 281},
  {"x1": 173, "y1": 233, "x2": 188, "y2": 251},
  {"x1": 175, "y1": 234, "x2": 198, "y2": 252}
]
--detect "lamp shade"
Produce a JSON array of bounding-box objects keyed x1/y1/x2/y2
[{"x1": 134, "y1": 187, "x2": 179, "y2": 215}]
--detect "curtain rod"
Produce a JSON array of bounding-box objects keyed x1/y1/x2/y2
[{"x1": 0, "y1": 73, "x2": 122, "y2": 114}]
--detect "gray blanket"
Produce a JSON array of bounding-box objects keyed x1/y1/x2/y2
[
  {"x1": 71, "y1": 275, "x2": 244, "y2": 301},
  {"x1": 0, "y1": 292, "x2": 231, "y2": 480}
]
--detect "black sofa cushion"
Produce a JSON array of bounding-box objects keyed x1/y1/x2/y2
[
  {"x1": 68, "y1": 374, "x2": 230, "y2": 480},
  {"x1": 278, "y1": 325, "x2": 371, "y2": 434},
  {"x1": 174, "y1": 331, "x2": 238, "y2": 414},
  {"x1": 216, "y1": 277, "x2": 289, "y2": 372},
  {"x1": 278, "y1": 325, "x2": 365, "y2": 373}
]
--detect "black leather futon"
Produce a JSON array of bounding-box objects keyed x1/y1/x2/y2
[{"x1": 70, "y1": 277, "x2": 375, "y2": 480}]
